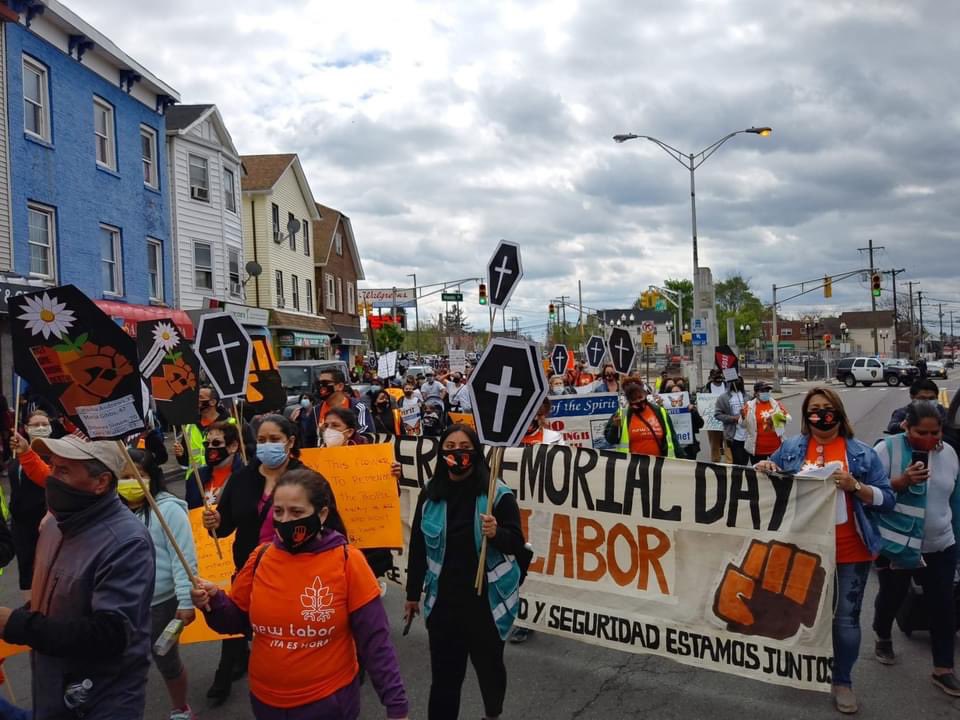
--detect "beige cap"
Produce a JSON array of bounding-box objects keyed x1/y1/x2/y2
[{"x1": 31, "y1": 435, "x2": 140, "y2": 480}]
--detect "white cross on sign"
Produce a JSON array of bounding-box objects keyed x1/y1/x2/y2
[
  {"x1": 485, "y1": 366, "x2": 523, "y2": 433},
  {"x1": 492, "y1": 256, "x2": 513, "y2": 299},
  {"x1": 614, "y1": 336, "x2": 631, "y2": 369},
  {"x1": 206, "y1": 332, "x2": 241, "y2": 385}
]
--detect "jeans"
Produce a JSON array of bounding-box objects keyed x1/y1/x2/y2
[
  {"x1": 833, "y1": 561, "x2": 871, "y2": 686},
  {"x1": 873, "y1": 545, "x2": 956, "y2": 668}
]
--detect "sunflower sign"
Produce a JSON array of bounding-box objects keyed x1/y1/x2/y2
[
  {"x1": 10, "y1": 285, "x2": 145, "y2": 439},
  {"x1": 136, "y1": 318, "x2": 201, "y2": 426}
]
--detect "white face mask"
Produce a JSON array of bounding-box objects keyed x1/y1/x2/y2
[
  {"x1": 323, "y1": 428, "x2": 347, "y2": 448},
  {"x1": 27, "y1": 425, "x2": 52, "y2": 439}
]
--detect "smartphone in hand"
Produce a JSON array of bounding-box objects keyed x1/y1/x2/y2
[{"x1": 911, "y1": 450, "x2": 929, "y2": 469}]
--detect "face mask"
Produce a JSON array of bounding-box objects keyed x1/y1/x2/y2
[
  {"x1": 806, "y1": 409, "x2": 841, "y2": 432},
  {"x1": 300, "y1": 398, "x2": 311, "y2": 409},
  {"x1": 117, "y1": 478, "x2": 146, "y2": 504},
  {"x1": 630, "y1": 401, "x2": 646, "y2": 412},
  {"x1": 404, "y1": 390, "x2": 413, "y2": 397},
  {"x1": 317, "y1": 383, "x2": 334, "y2": 399},
  {"x1": 45, "y1": 476, "x2": 103, "y2": 520},
  {"x1": 323, "y1": 428, "x2": 347, "y2": 448},
  {"x1": 205, "y1": 445, "x2": 229, "y2": 466},
  {"x1": 758, "y1": 392, "x2": 772, "y2": 402},
  {"x1": 377, "y1": 400, "x2": 389, "y2": 407},
  {"x1": 275, "y1": 514, "x2": 322, "y2": 553},
  {"x1": 909, "y1": 434, "x2": 941, "y2": 452},
  {"x1": 443, "y1": 449, "x2": 474, "y2": 473},
  {"x1": 198, "y1": 400, "x2": 215, "y2": 412},
  {"x1": 550, "y1": 386, "x2": 564, "y2": 395},
  {"x1": 26, "y1": 425, "x2": 52, "y2": 439},
  {"x1": 256, "y1": 442, "x2": 289, "y2": 468},
  {"x1": 604, "y1": 375, "x2": 616, "y2": 381}
]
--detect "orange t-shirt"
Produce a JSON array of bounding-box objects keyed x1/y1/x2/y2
[
  {"x1": 522, "y1": 429, "x2": 543, "y2": 445},
  {"x1": 206, "y1": 464, "x2": 232, "y2": 506},
  {"x1": 228, "y1": 542, "x2": 382, "y2": 708},
  {"x1": 628, "y1": 406, "x2": 664, "y2": 456},
  {"x1": 754, "y1": 401, "x2": 782, "y2": 456},
  {"x1": 805, "y1": 437, "x2": 873, "y2": 563},
  {"x1": 319, "y1": 397, "x2": 351, "y2": 424}
]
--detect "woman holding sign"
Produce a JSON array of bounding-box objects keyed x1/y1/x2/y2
[
  {"x1": 192, "y1": 468, "x2": 409, "y2": 720},
  {"x1": 755, "y1": 388, "x2": 893, "y2": 714},
  {"x1": 404, "y1": 424, "x2": 526, "y2": 720}
]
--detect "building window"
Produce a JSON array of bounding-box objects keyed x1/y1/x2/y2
[
  {"x1": 287, "y1": 212, "x2": 296, "y2": 251},
  {"x1": 140, "y1": 126, "x2": 158, "y2": 188},
  {"x1": 325, "y1": 273, "x2": 335, "y2": 311},
  {"x1": 147, "y1": 238, "x2": 163, "y2": 301},
  {"x1": 27, "y1": 203, "x2": 55, "y2": 280},
  {"x1": 193, "y1": 241, "x2": 213, "y2": 290},
  {"x1": 346, "y1": 282, "x2": 356, "y2": 314},
  {"x1": 22, "y1": 56, "x2": 50, "y2": 141},
  {"x1": 228, "y1": 248, "x2": 241, "y2": 297},
  {"x1": 781, "y1": 328, "x2": 793, "y2": 337},
  {"x1": 291, "y1": 274, "x2": 300, "y2": 310},
  {"x1": 302, "y1": 219, "x2": 310, "y2": 256},
  {"x1": 335, "y1": 277, "x2": 343, "y2": 312},
  {"x1": 94, "y1": 98, "x2": 116, "y2": 170},
  {"x1": 271, "y1": 204, "x2": 280, "y2": 242},
  {"x1": 306, "y1": 279, "x2": 314, "y2": 313},
  {"x1": 188, "y1": 155, "x2": 209, "y2": 201},
  {"x1": 100, "y1": 225, "x2": 122, "y2": 295},
  {"x1": 275, "y1": 270, "x2": 285, "y2": 307},
  {"x1": 335, "y1": 232, "x2": 343, "y2": 256},
  {"x1": 223, "y1": 167, "x2": 236, "y2": 213}
]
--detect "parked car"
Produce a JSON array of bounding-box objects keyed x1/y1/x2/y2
[
  {"x1": 880, "y1": 358, "x2": 921, "y2": 386},
  {"x1": 927, "y1": 360, "x2": 948, "y2": 379},
  {"x1": 278, "y1": 360, "x2": 351, "y2": 403},
  {"x1": 836, "y1": 357, "x2": 886, "y2": 387},
  {"x1": 403, "y1": 364, "x2": 433, "y2": 378}
]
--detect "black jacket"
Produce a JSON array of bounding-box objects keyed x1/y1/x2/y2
[
  {"x1": 6, "y1": 458, "x2": 46, "y2": 588},
  {"x1": 214, "y1": 456, "x2": 303, "y2": 570}
]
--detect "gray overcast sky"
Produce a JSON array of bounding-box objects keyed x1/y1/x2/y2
[{"x1": 72, "y1": 0, "x2": 960, "y2": 337}]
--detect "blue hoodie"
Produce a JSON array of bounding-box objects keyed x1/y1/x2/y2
[{"x1": 138, "y1": 492, "x2": 198, "y2": 609}]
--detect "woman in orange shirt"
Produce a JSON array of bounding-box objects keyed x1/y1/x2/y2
[
  {"x1": 756, "y1": 388, "x2": 893, "y2": 714},
  {"x1": 192, "y1": 468, "x2": 409, "y2": 720}
]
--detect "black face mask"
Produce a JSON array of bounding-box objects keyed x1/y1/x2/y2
[
  {"x1": 443, "y1": 449, "x2": 474, "y2": 474},
  {"x1": 317, "y1": 383, "x2": 334, "y2": 399},
  {"x1": 630, "y1": 401, "x2": 646, "y2": 412},
  {"x1": 205, "y1": 446, "x2": 229, "y2": 466},
  {"x1": 275, "y1": 514, "x2": 323, "y2": 553},
  {"x1": 45, "y1": 476, "x2": 104, "y2": 521},
  {"x1": 806, "y1": 409, "x2": 842, "y2": 432}
]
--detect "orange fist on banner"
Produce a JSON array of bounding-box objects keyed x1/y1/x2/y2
[
  {"x1": 59, "y1": 343, "x2": 134, "y2": 414},
  {"x1": 713, "y1": 540, "x2": 825, "y2": 641}
]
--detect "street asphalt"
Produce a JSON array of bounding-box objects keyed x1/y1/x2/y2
[{"x1": 1, "y1": 376, "x2": 958, "y2": 719}]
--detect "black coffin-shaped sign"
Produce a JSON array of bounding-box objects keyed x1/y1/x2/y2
[
  {"x1": 487, "y1": 240, "x2": 523, "y2": 308},
  {"x1": 136, "y1": 319, "x2": 201, "y2": 426},
  {"x1": 551, "y1": 344, "x2": 569, "y2": 376},
  {"x1": 194, "y1": 313, "x2": 253, "y2": 399},
  {"x1": 9, "y1": 284, "x2": 145, "y2": 439},
  {"x1": 607, "y1": 327, "x2": 636, "y2": 375},
  {"x1": 467, "y1": 338, "x2": 547, "y2": 447},
  {"x1": 586, "y1": 335, "x2": 606, "y2": 369}
]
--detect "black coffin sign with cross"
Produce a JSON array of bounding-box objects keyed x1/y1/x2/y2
[
  {"x1": 551, "y1": 344, "x2": 569, "y2": 376},
  {"x1": 467, "y1": 338, "x2": 547, "y2": 447},
  {"x1": 487, "y1": 240, "x2": 523, "y2": 309},
  {"x1": 607, "y1": 327, "x2": 636, "y2": 375},
  {"x1": 194, "y1": 312, "x2": 253, "y2": 399},
  {"x1": 586, "y1": 335, "x2": 606, "y2": 369}
]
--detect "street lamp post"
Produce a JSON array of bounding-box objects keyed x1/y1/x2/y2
[
  {"x1": 407, "y1": 273, "x2": 420, "y2": 358},
  {"x1": 880, "y1": 330, "x2": 889, "y2": 356},
  {"x1": 614, "y1": 126, "x2": 771, "y2": 389}
]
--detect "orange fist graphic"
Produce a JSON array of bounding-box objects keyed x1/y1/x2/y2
[
  {"x1": 713, "y1": 540, "x2": 825, "y2": 641},
  {"x1": 59, "y1": 343, "x2": 134, "y2": 414},
  {"x1": 151, "y1": 358, "x2": 197, "y2": 401}
]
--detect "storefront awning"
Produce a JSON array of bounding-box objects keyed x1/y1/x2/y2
[
  {"x1": 269, "y1": 309, "x2": 335, "y2": 335},
  {"x1": 94, "y1": 300, "x2": 195, "y2": 340},
  {"x1": 277, "y1": 331, "x2": 330, "y2": 348},
  {"x1": 333, "y1": 323, "x2": 364, "y2": 346}
]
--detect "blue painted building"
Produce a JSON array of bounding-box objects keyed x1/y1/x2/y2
[{"x1": 2, "y1": 0, "x2": 180, "y2": 311}]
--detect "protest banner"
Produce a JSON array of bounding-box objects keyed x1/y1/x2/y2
[
  {"x1": 181, "y1": 508, "x2": 241, "y2": 645},
  {"x1": 386, "y1": 387, "x2": 404, "y2": 402},
  {"x1": 659, "y1": 391, "x2": 693, "y2": 445},
  {"x1": 546, "y1": 392, "x2": 619, "y2": 449},
  {"x1": 697, "y1": 394, "x2": 725, "y2": 433},
  {"x1": 300, "y1": 444, "x2": 402, "y2": 549},
  {"x1": 449, "y1": 349, "x2": 466, "y2": 374},
  {"x1": 380, "y1": 434, "x2": 836, "y2": 692},
  {"x1": 448, "y1": 411, "x2": 476, "y2": 429},
  {"x1": 400, "y1": 403, "x2": 421, "y2": 433}
]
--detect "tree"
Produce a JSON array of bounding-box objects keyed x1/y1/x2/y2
[
  {"x1": 715, "y1": 274, "x2": 765, "y2": 346},
  {"x1": 444, "y1": 305, "x2": 472, "y2": 334},
  {"x1": 376, "y1": 323, "x2": 405, "y2": 352},
  {"x1": 633, "y1": 278, "x2": 692, "y2": 330}
]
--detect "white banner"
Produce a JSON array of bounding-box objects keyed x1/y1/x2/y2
[
  {"x1": 378, "y1": 436, "x2": 836, "y2": 693},
  {"x1": 659, "y1": 391, "x2": 693, "y2": 445},
  {"x1": 547, "y1": 392, "x2": 619, "y2": 449}
]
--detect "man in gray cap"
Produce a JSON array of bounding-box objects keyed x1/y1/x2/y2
[{"x1": 0, "y1": 435, "x2": 156, "y2": 720}]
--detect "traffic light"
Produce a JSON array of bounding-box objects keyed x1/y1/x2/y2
[
  {"x1": 823, "y1": 333, "x2": 832, "y2": 350},
  {"x1": 824, "y1": 276, "x2": 832, "y2": 298},
  {"x1": 548, "y1": 303, "x2": 556, "y2": 320},
  {"x1": 479, "y1": 283, "x2": 487, "y2": 305},
  {"x1": 871, "y1": 273, "x2": 882, "y2": 297},
  {"x1": 640, "y1": 291, "x2": 652, "y2": 309}
]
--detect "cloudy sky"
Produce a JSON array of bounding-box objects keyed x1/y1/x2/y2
[{"x1": 73, "y1": 0, "x2": 960, "y2": 339}]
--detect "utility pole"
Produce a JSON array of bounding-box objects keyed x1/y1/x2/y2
[
  {"x1": 771, "y1": 284, "x2": 780, "y2": 392},
  {"x1": 578, "y1": 280, "x2": 584, "y2": 340},
  {"x1": 554, "y1": 295, "x2": 571, "y2": 341},
  {"x1": 887, "y1": 269, "x2": 905, "y2": 359},
  {"x1": 939, "y1": 304, "x2": 944, "y2": 359},
  {"x1": 857, "y1": 239, "x2": 885, "y2": 355},
  {"x1": 907, "y1": 282, "x2": 916, "y2": 360},
  {"x1": 918, "y1": 290, "x2": 925, "y2": 358}
]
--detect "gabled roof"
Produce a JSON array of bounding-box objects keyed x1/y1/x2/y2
[
  {"x1": 313, "y1": 202, "x2": 365, "y2": 280},
  {"x1": 166, "y1": 104, "x2": 240, "y2": 158},
  {"x1": 241, "y1": 154, "x2": 321, "y2": 220},
  {"x1": 165, "y1": 104, "x2": 213, "y2": 132}
]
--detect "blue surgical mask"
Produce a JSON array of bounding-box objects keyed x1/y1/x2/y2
[
  {"x1": 300, "y1": 398, "x2": 311, "y2": 409},
  {"x1": 758, "y1": 392, "x2": 772, "y2": 402},
  {"x1": 256, "y1": 442, "x2": 289, "y2": 468}
]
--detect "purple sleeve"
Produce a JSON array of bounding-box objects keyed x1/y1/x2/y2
[
  {"x1": 350, "y1": 597, "x2": 409, "y2": 719},
  {"x1": 203, "y1": 590, "x2": 251, "y2": 636}
]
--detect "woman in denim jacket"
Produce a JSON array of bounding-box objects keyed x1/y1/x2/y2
[{"x1": 755, "y1": 387, "x2": 894, "y2": 715}]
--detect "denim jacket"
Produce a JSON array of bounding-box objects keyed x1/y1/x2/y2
[{"x1": 770, "y1": 435, "x2": 895, "y2": 556}]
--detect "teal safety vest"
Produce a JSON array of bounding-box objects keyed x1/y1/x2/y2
[
  {"x1": 421, "y1": 480, "x2": 521, "y2": 641},
  {"x1": 876, "y1": 434, "x2": 926, "y2": 568},
  {"x1": 616, "y1": 405, "x2": 676, "y2": 458}
]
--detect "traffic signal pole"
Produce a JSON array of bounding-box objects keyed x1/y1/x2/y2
[{"x1": 858, "y1": 239, "x2": 885, "y2": 356}]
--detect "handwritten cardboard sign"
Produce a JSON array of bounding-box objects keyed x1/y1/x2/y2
[{"x1": 181, "y1": 507, "x2": 241, "y2": 645}]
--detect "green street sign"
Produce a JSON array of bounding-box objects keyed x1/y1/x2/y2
[
  {"x1": 441, "y1": 292, "x2": 464, "y2": 302},
  {"x1": 655, "y1": 300, "x2": 667, "y2": 311}
]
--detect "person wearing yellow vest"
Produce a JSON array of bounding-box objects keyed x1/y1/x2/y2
[
  {"x1": 173, "y1": 386, "x2": 250, "y2": 481},
  {"x1": 603, "y1": 377, "x2": 677, "y2": 458}
]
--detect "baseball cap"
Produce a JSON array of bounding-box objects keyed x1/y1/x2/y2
[
  {"x1": 31, "y1": 435, "x2": 139, "y2": 479},
  {"x1": 754, "y1": 381, "x2": 773, "y2": 392}
]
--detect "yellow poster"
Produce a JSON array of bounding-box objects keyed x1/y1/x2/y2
[
  {"x1": 300, "y1": 444, "x2": 402, "y2": 549},
  {"x1": 448, "y1": 411, "x2": 476, "y2": 429},
  {"x1": 181, "y1": 507, "x2": 242, "y2": 645}
]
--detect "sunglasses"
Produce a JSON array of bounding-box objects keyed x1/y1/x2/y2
[{"x1": 204, "y1": 440, "x2": 226, "y2": 448}]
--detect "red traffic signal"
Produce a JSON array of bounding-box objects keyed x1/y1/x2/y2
[{"x1": 823, "y1": 333, "x2": 832, "y2": 349}]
